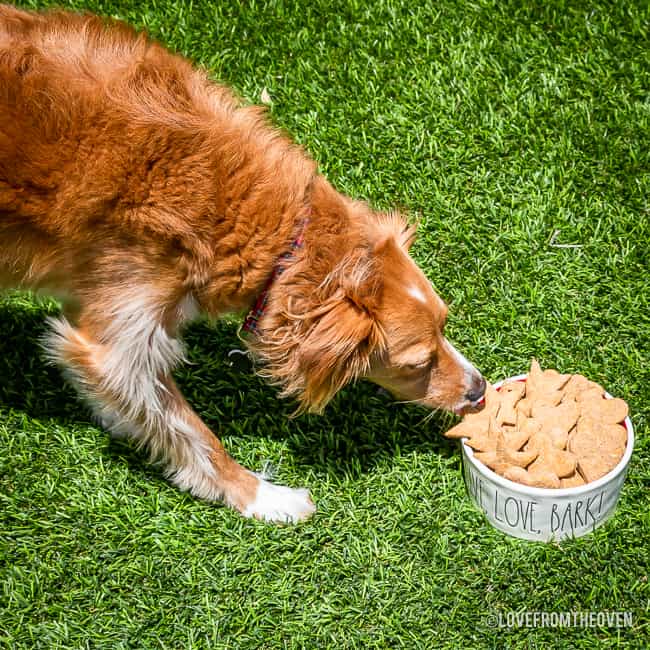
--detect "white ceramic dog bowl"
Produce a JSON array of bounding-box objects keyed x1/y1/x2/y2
[{"x1": 461, "y1": 374, "x2": 634, "y2": 542}]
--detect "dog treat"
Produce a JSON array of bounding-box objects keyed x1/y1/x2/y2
[
  {"x1": 503, "y1": 465, "x2": 561, "y2": 489},
  {"x1": 502, "y1": 432, "x2": 577, "y2": 489},
  {"x1": 474, "y1": 422, "x2": 538, "y2": 475},
  {"x1": 577, "y1": 396, "x2": 628, "y2": 424},
  {"x1": 445, "y1": 359, "x2": 629, "y2": 488},
  {"x1": 502, "y1": 425, "x2": 535, "y2": 453},
  {"x1": 516, "y1": 396, "x2": 534, "y2": 418},
  {"x1": 462, "y1": 428, "x2": 498, "y2": 453},
  {"x1": 526, "y1": 432, "x2": 577, "y2": 481},
  {"x1": 525, "y1": 360, "x2": 570, "y2": 407},
  {"x1": 545, "y1": 426, "x2": 570, "y2": 450},
  {"x1": 560, "y1": 471, "x2": 587, "y2": 489},
  {"x1": 563, "y1": 374, "x2": 596, "y2": 400},
  {"x1": 531, "y1": 401, "x2": 579, "y2": 438},
  {"x1": 496, "y1": 380, "x2": 525, "y2": 426},
  {"x1": 445, "y1": 383, "x2": 501, "y2": 444},
  {"x1": 568, "y1": 416, "x2": 628, "y2": 483}
]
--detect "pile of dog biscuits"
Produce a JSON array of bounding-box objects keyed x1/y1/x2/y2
[{"x1": 446, "y1": 360, "x2": 629, "y2": 488}]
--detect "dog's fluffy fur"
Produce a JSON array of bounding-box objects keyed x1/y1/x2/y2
[{"x1": 0, "y1": 5, "x2": 485, "y2": 522}]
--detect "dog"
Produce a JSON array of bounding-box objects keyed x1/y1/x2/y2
[{"x1": 0, "y1": 5, "x2": 486, "y2": 522}]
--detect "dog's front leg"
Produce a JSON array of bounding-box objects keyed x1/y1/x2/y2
[{"x1": 43, "y1": 309, "x2": 315, "y2": 523}]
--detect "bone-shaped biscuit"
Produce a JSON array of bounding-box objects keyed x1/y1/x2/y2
[{"x1": 496, "y1": 380, "x2": 525, "y2": 426}]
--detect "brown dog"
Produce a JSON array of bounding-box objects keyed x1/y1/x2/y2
[{"x1": 0, "y1": 5, "x2": 485, "y2": 522}]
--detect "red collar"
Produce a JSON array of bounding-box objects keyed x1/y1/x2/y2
[{"x1": 242, "y1": 218, "x2": 309, "y2": 335}]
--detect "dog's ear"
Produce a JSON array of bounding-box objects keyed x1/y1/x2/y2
[
  {"x1": 401, "y1": 222, "x2": 417, "y2": 251},
  {"x1": 253, "y1": 254, "x2": 385, "y2": 414},
  {"x1": 296, "y1": 282, "x2": 384, "y2": 412},
  {"x1": 373, "y1": 212, "x2": 417, "y2": 252}
]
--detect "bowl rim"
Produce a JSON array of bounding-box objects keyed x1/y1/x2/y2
[{"x1": 461, "y1": 373, "x2": 635, "y2": 498}]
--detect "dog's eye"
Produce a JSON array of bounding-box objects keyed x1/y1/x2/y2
[{"x1": 406, "y1": 358, "x2": 432, "y2": 371}]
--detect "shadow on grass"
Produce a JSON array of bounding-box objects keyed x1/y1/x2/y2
[{"x1": 0, "y1": 298, "x2": 459, "y2": 481}]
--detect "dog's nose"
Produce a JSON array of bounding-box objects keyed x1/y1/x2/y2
[{"x1": 465, "y1": 375, "x2": 487, "y2": 404}]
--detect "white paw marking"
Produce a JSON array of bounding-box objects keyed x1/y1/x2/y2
[{"x1": 243, "y1": 476, "x2": 316, "y2": 523}]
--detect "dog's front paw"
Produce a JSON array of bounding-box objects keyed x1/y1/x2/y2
[{"x1": 243, "y1": 477, "x2": 316, "y2": 523}]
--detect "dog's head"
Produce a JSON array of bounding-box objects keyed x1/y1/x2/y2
[
  {"x1": 254, "y1": 189, "x2": 486, "y2": 416},
  {"x1": 362, "y1": 220, "x2": 486, "y2": 415}
]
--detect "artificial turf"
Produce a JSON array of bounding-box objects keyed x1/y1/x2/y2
[{"x1": 1, "y1": 0, "x2": 649, "y2": 647}]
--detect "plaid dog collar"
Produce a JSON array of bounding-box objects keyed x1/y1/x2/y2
[{"x1": 242, "y1": 218, "x2": 309, "y2": 335}]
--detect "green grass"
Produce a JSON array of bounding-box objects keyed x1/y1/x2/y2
[{"x1": 2, "y1": 0, "x2": 649, "y2": 647}]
